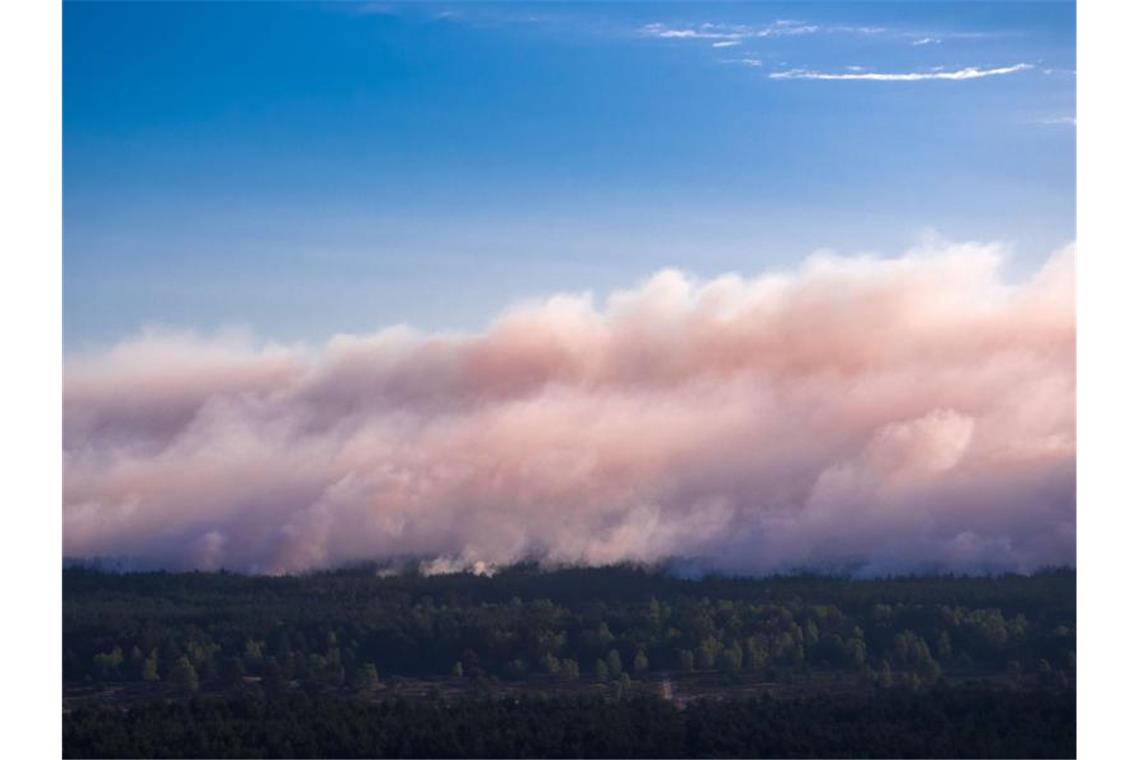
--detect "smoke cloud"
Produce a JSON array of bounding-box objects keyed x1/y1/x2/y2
[{"x1": 64, "y1": 241, "x2": 1075, "y2": 575}]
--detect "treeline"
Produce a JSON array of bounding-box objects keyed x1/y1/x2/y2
[
  {"x1": 63, "y1": 565, "x2": 1075, "y2": 695},
  {"x1": 63, "y1": 688, "x2": 1076, "y2": 759}
]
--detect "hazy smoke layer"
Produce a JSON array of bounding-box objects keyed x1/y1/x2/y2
[{"x1": 64, "y1": 242, "x2": 1075, "y2": 575}]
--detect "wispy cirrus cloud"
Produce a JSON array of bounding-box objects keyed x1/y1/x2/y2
[
  {"x1": 640, "y1": 20, "x2": 821, "y2": 42},
  {"x1": 638, "y1": 17, "x2": 1036, "y2": 88},
  {"x1": 720, "y1": 57, "x2": 763, "y2": 68},
  {"x1": 639, "y1": 15, "x2": 1017, "y2": 59},
  {"x1": 770, "y1": 63, "x2": 1033, "y2": 82},
  {"x1": 640, "y1": 20, "x2": 892, "y2": 42},
  {"x1": 829, "y1": 25, "x2": 888, "y2": 35}
]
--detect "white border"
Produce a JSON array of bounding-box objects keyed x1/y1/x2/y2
[
  {"x1": 1077, "y1": 0, "x2": 1140, "y2": 756},
  {"x1": 0, "y1": 0, "x2": 62, "y2": 757}
]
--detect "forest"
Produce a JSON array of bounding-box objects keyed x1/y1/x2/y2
[{"x1": 63, "y1": 563, "x2": 1076, "y2": 757}]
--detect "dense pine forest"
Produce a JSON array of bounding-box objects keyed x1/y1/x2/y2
[{"x1": 63, "y1": 564, "x2": 1076, "y2": 758}]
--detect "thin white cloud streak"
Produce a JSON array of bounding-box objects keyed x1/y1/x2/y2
[
  {"x1": 771, "y1": 63, "x2": 1033, "y2": 81},
  {"x1": 721, "y1": 58, "x2": 763, "y2": 68},
  {"x1": 640, "y1": 21, "x2": 820, "y2": 42},
  {"x1": 64, "y1": 242, "x2": 1074, "y2": 576},
  {"x1": 829, "y1": 26, "x2": 888, "y2": 35},
  {"x1": 640, "y1": 20, "x2": 890, "y2": 43},
  {"x1": 712, "y1": 40, "x2": 741, "y2": 48}
]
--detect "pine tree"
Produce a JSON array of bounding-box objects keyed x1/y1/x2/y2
[
  {"x1": 353, "y1": 663, "x2": 380, "y2": 692},
  {"x1": 141, "y1": 650, "x2": 159, "y2": 682},
  {"x1": 606, "y1": 649, "x2": 623, "y2": 676},
  {"x1": 169, "y1": 656, "x2": 199, "y2": 694}
]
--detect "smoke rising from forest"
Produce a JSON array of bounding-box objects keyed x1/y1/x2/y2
[{"x1": 64, "y1": 241, "x2": 1075, "y2": 575}]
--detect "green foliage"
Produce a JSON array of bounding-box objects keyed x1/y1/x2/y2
[
  {"x1": 61, "y1": 565, "x2": 1076, "y2": 758},
  {"x1": 891, "y1": 630, "x2": 942, "y2": 684},
  {"x1": 745, "y1": 637, "x2": 768, "y2": 672},
  {"x1": 696, "y1": 637, "x2": 719, "y2": 670},
  {"x1": 507, "y1": 658, "x2": 527, "y2": 678},
  {"x1": 936, "y1": 630, "x2": 953, "y2": 660},
  {"x1": 63, "y1": 688, "x2": 1076, "y2": 759},
  {"x1": 878, "y1": 660, "x2": 893, "y2": 688},
  {"x1": 169, "y1": 656, "x2": 199, "y2": 694},
  {"x1": 92, "y1": 647, "x2": 123, "y2": 680},
  {"x1": 141, "y1": 650, "x2": 159, "y2": 682},
  {"x1": 541, "y1": 652, "x2": 561, "y2": 675},
  {"x1": 63, "y1": 565, "x2": 1075, "y2": 694},
  {"x1": 648, "y1": 598, "x2": 663, "y2": 626},
  {"x1": 352, "y1": 663, "x2": 380, "y2": 692},
  {"x1": 718, "y1": 642, "x2": 743, "y2": 673}
]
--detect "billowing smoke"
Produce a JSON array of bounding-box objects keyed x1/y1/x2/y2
[{"x1": 64, "y1": 241, "x2": 1075, "y2": 575}]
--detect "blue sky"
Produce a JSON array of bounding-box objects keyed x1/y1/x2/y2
[{"x1": 64, "y1": 1, "x2": 1075, "y2": 349}]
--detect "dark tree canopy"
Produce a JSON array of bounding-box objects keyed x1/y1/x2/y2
[{"x1": 63, "y1": 564, "x2": 1075, "y2": 758}]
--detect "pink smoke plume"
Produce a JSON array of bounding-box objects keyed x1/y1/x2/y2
[{"x1": 63, "y1": 241, "x2": 1075, "y2": 575}]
